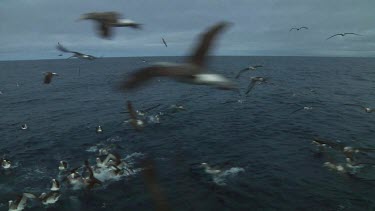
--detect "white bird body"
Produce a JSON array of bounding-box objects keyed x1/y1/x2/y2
[{"x1": 201, "y1": 163, "x2": 221, "y2": 175}]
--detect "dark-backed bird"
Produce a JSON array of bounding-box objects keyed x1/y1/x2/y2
[
  {"x1": 43, "y1": 72, "x2": 58, "y2": 84},
  {"x1": 344, "y1": 103, "x2": 373, "y2": 113},
  {"x1": 119, "y1": 22, "x2": 236, "y2": 91},
  {"x1": 8, "y1": 193, "x2": 37, "y2": 211},
  {"x1": 39, "y1": 192, "x2": 61, "y2": 205},
  {"x1": 83, "y1": 160, "x2": 102, "y2": 189},
  {"x1": 245, "y1": 77, "x2": 267, "y2": 94},
  {"x1": 290, "y1": 106, "x2": 313, "y2": 114},
  {"x1": 127, "y1": 101, "x2": 144, "y2": 131},
  {"x1": 56, "y1": 42, "x2": 96, "y2": 60},
  {"x1": 326, "y1": 33, "x2": 363, "y2": 40},
  {"x1": 235, "y1": 65, "x2": 263, "y2": 79},
  {"x1": 79, "y1": 12, "x2": 141, "y2": 38},
  {"x1": 162, "y1": 38, "x2": 168, "y2": 47},
  {"x1": 289, "y1": 27, "x2": 308, "y2": 32}
]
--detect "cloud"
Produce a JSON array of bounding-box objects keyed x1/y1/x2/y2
[{"x1": 0, "y1": 0, "x2": 374, "y2": 60}]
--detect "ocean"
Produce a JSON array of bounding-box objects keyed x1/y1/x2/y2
[{"x1": 1, "y1": 56, "x2": 375, "y2": 210}]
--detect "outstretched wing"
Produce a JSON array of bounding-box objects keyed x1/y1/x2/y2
[
  {"x1": 127, "y1": 101, "x2": 143, "y2": 131},
  {"x1": 56, "y1": 42, "x2": 72, "y2": 53},
  {"x1": 290, "y1": 107, "x2": 304, "y2": 114},
  {"x1": 235, "y1": 68, "x2": 250, "y2": 79},
  {"x1": 162, "y1": 38, "x2": 167, "y2": 47},
  {"x1": 289, "y1": 28, "x2": 298, "y2": 32},
  {"x1": 300, "y1": 27, "x2": 308, "y2": 30},
  {"x1": 245, "y1": 80, "x2": 257, "y2": 95},
  {"x1": 343, "y1": 33, "x2": 363, "y2": 36},
  {"x1": 127, "y1": 101, "x2": 138, "y2": 123},
  {"x1": 56, "y1": 43, "x2": 81, "y2": 55},
  {"x1": 253, "y1": 65, "x2": 263, "y2": 68},
  {"x1": 189, "y1": 22, "x2": 230, "y2": 67},
  {"x1": 98, "y1": 23, "x2": 112, "y2": 38},
  {"x1": 142, "y1": 104, "x2": 162, "y2": 113},
  {"x1": 326, "y1": 34, "x2": 342, "y2": 40},
  {"x1": 312, "y1": 137, "x2": 344, "y2": 150},
  {"x1": 44, "y1": 72, "x2": 53, "y2": 84}
]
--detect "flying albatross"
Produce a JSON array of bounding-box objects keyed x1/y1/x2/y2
[
  {"x1": 326, "y1": 33, "x2": 363, "y2": 40},
  {"x1": 162, "y1": 38, "x2": 168, "y2": 47},
  {"x1": 43, "y1": 72, "x2": 58, "y2": 84},
  {"x1": 289, "y1": 26, "x2": 308, "y2": 32},
  {"x1": 245, "y1": 77, "x2": 267, "y2": 95},
  {"x1": 79, "y1": 12, "x2": 141, "y2": 38},
  {"x1": 235, "y1": 65, "x2": 263, "y2": 79},
  {"x1": 127, "y1": 101, "x2": 144, "y2": 131},
  {"x1": 56, "y1": 42, "x2": 97, "y2": 60},
  {"x1": 119, "y1": 22, "x2": 236, "y2": 91}
]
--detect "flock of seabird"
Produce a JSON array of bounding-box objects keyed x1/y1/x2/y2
[
  {"x1": 3, "y1": 144, "x2": 134, "y2": 210},
  {"x1": 1, "y1": 7, "x2": 373, "y2": 211}
]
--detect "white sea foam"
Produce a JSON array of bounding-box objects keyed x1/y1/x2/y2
[{"x1": 211, "y1": 167, "x2": 245, "y2": 186}]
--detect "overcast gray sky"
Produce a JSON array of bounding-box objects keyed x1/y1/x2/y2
[{"x1": 0, "y1": 0, "x2": 374, "y2": 60}]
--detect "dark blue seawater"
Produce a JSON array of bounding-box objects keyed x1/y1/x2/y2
[{"x1": 1, "y1": 56, "x2": 375, "y2": 210}]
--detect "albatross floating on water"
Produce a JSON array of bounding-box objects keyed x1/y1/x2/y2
[
  {"x1": 344, "y1": 103, "x2": 373, "y2": 113},
  {"x1": 56, "y1": 42, "x2": 97, "y2": 60},
  {"x1": 235, "y1": 65, "x2": 263, "y2": 79},
  {"x1": 326, "y1": 33, "x2": 363, "y2": 40},
  {"x1": 79, "y1": 12, "x2": 141, "y2": 38},
  {"x1": 119, "y1": 22, "x2": 236, "y2": 91}
]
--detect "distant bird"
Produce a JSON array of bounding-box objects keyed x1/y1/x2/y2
[
  {"x1": 58, "y1": 54, "x2": 63, "y2": 56},
  {"x1": 326, "y1": 33, "x2": 363, "y2": 40},
  {"x1": 56, "y1": 42, "x2": 96, "y2": 60},
  {"x1": 50, "y1": 179, "x2": 60, "y2": 191},
  {"x1": 245, "y1": 77, "x2": 267, "y2": 94},
  {"x1": 58, "y1": 161, "x2": 68, "y2": 171},
  {"x1": 1, "y1": 159, "x2": 11, "y2": 169},
  {"x1": 79, "y1": 12, "x2": 141, "y2": 38},
  {"x1": 289, "y1": 27, "x2": 308, "y2": 32},
  {"x1": 290, "y1": 106, "x2": 313, "y2": 114},
  {"x1": 21, "y1": 124, "x2": 28, "y2": 130},
  {"x1": 8, "y1": 193, "x2": 37, "y2": 211},
  {"x1": 162, "y1": 38, "x2": 168, "y2": 47},
  {"x1": 201, "y1": 162, "x2": 221, "y2": 175},
  {"x1": 235, "y1": 65, "x2": 263, "y2": 79},
  {"x1": 344, "y1": 104, "x2": 373, "y2": 113},
  {"x1": 127, "y1": 101, "x2": 144, "y2": 131},
  {"x1": 119, "y1": 22, "x2": 236, "y2": 91},
  {"x1": 96, "y1": 126, "x2": 103, "y2": 133},
  {"x1": 43, "y1": 72, "x2": 58, "y2": 84}
]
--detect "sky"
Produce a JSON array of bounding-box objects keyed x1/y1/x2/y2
[{"x1": 0, "y1": 0, "x2": 374, "y2": 60}]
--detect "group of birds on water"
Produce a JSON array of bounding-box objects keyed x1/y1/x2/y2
[
  {"x1": 2, "y1": 140, "x2": 136, "y2": 211},
  {"x1": 1, "y1": 9, "x2": 373, "y2": 211}
]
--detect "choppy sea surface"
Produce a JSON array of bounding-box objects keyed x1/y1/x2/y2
[{"x1": 1, "y1": 56, "x2": 375, "y2": 211}]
